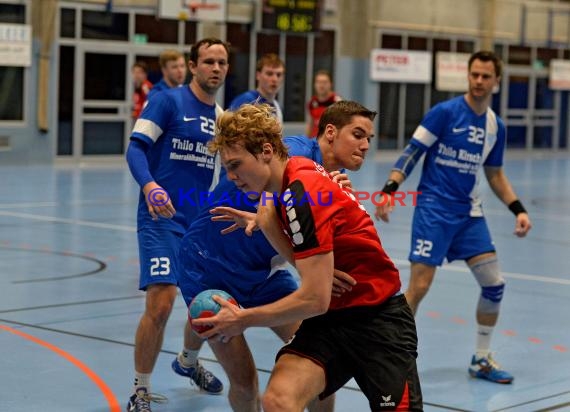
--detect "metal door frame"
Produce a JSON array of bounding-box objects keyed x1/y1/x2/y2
[
  {"x1": 73, "y1": 43, "x2": 134, "y2": 161},
  {"x1": 501, "y1": 65, "x2": 560, "y2": 150}
]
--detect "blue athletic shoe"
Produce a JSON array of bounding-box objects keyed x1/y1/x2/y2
[
  {"x1": 468, "y1": 354, "x2": 514, "y2": 384},
  {"x1": 172, "y1": 357, "x2": 223, "y2": 394},
  {"x1": 126, "y1": 387, "x2": 152, "y2": 412}
]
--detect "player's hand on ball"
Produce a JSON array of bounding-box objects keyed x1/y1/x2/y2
[{"x1": 193, "y1": 294, "x2": 244, "y2": 341}]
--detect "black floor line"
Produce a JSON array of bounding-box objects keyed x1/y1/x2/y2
[
  {"x1": 0, "y1": 294, "x2": 143, "y2": 314},
  {"x1": 492, "y1": 390, "x2": 570, "y2": 412},
  {"x1": 0, "y1": 317, "x2": 472, "y2": 410},
  {"x1": 0, "y1": 246, "x2": 107, "y2": 283}
]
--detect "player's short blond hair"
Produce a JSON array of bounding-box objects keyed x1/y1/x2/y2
[
  {"x1": 158, "y1": 49, "x2": 184, "y2": 68},
  {"x1": 210, "y1": 104, "x2": 288, "y2": 160},
  {"x1": 256, "y1": 53, "x2": 285, "y2": 72}
]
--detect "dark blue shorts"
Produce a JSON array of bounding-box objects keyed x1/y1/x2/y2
[
  {"x1": 409, "y1": 206, "x2": 495, "y2": 265},
  {"x1": 137, "y1": 228, "x2": 182, "y2": 290}
]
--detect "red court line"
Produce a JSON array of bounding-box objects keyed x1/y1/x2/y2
[{"x1": 0, "y1": 324, "x2": 121, "y2": 412}]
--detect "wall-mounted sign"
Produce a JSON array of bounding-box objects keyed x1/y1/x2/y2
[
  {"x1": 0, "y1": 24, "x2": 31, "y2": 67},
  {"x1": 436, "y1": 52, "x2": 470, "y2": 92},
  {"x1": 370, "y1": 49, "x2": 432, "y2": 83},
  {"x1": 549, "y1": 59, "x2": 570, "y2": 90}
]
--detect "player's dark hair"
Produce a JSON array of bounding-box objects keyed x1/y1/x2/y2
[
  {"x1": 132, "y1": 61, "x2": 148, "y2": 73},
  {"x1": 469, "y1": 50, "x2": 502, "y2": 78},
  {"x1": 189, "y1": 38, "x2": 230, "y2": 64},
  {"x1": 317, "y1": 100, "x2": 377, "y2": 138}
]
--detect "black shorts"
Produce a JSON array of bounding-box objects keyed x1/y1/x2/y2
[{"x1": 276, "y1": 294, "x2": 423, "y2": 411}]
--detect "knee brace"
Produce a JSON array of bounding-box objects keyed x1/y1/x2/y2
[{"x1": 469, "y1": 256, "x2": 505, "y2": 314}]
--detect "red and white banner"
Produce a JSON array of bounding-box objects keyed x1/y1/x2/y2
[
  {"x1": 370, "y1": 49, "x2": 432, "y2": 83},
  {"x1": 436, "y1": 52, "x2": 470, "y2": 92},
  {"x1": 549, "y1": 59, "x2": 570, "y2": 90}
]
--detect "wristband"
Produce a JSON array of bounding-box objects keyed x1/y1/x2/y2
[
  {"x1": 508, "y1": 199, "x2": 527, "y2": 216},
  {"x1": 381, "y1": 179, "x2": 399, "y2": 195}
]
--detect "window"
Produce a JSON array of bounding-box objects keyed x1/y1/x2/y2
[
  {"x1": 0, "y1": 67, "x2": 24, "y2": 120},
  {"x1": 135, "y1": 14, "x2": 178, "y2": 44},
  {"x1": 225, "y1": 23, "x2": 251, "y2": 107},
  {"x1": 431, "y1": 38, "x2": 452, "y2": 106},
  {"x1": 508, "y1": 45, "x2": 531, "y2": 65},
  {"x1": 83, "y1": 52, "x2": 126, "y2": 100},
  {"x1": 284, "y1": 35, "x2": 307, "y2": 122},
  {"x1": 184, "y1": 21, "x2": 197, "y2": 45},
  {"x1": 313, "y1": 30, "x2": 335, "y2": 78},
  {"x1": 0, "y1": 3, "x2": 26, "y2": 121},
  {"x1": 81, "y1": 10, "x2": 128, "y2": 41},
  {"x1": 257, "y1": 33, "x2": 279, "y2": 58},
  {"x1": 57, "y1": 46, "x2": 74, "y2": 155},
  {"x1": 0, "y1": 4, "x2": 25, "y2": 23},
  {"x1": 60, "y1": 8, "x2": 75, "y2": 38},
  {"x1": 381, "y1": 34, "x2": 402, "y2": 49}
]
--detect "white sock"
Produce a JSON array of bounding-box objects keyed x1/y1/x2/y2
[
  {"x1": 133, "y1": 372, "x2": 151, "y2": 392},
  {"x1": 180, "y1": 348, "x2": 200, "y2": 367},
  {"x1": 475, "y1": 325, "x2": 494, "y2": 358}
]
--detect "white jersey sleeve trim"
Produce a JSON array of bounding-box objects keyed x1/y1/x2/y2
[
  {"x1": 132, "y1": 118, "x2": 163, "y2": 143},
  {"x1": 208, "y1": 103, "x2": 225, "y2": 192},
  {"x1": 274, "y1": 100, "x2": 283, "y2": 124},
  {"x1": 481, "y1": 108, "x2": 498, "y2": 163},
  {"x1": 413, "y1": 125, "x2": 438, "y2": 147}
]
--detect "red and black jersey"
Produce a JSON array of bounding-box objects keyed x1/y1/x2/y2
[
  {"x1": 132, "y1": 80, "x2": 153, "y2": 119},
  {"x1": 276, "y1": 156, "x2": 401, "y2": 309},
  {"x1": 307, "y1": 93, "x2": 342, "y2": 138}
]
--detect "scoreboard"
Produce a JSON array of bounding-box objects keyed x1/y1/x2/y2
[{"x1": 261, "y1": 0, "x2": 322, "y2": 33}]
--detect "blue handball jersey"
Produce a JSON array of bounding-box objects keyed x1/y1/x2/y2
[
  {"x1": 179, "y1": 135, "x2": 322, "y2": 293},
  {"x1": 147, "y1": 79, "x2": 171, "y2": 100},
  {"x1": 283, "y1": 135, "x2": 323, "y2": 165},
  {"x1": 229, "y1": 90, "x2": 283, "y2": 123},
  {"x1": 411, "y1": 95, "x2": 506, "y2": 216},
  {"x1": 131, "y1": 86, "x2": 218, "y2": 233}
]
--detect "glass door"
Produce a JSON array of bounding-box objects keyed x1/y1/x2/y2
[
  {"x1": 501, "y1": 66, "x2": 559, "y2": 149},
  {"x1": 72, "y1": 45, "x2": 132, "y2": 159}
]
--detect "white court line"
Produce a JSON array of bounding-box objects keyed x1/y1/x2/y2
[
  {"x1": 0, "y1": 210, "x2": 136, "y2": 232},
  {"x1": 0, "y1": 202, "x2": 59, "y2": 209},
  {"x1": 392, "y1": 258, "x2": 570, "y2": 286},
  {"x1": 1, "y1": 209, "x2": 568, "y2": 285},
  {"x1": 0, "y1": 199, "x2": 132, "y2": 209},
  {"x1": 484, "y1": 207, "x2": 570, "y2": 223}
]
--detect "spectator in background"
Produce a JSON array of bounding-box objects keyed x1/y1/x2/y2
[
  {"x1": 147, "y1": 49, "x2": 187, "y2": 100},
  {"x1": 229, "y1": 53, "x2": 285, "y2": 123},
  {"x1": 306, "y1": 70, "x2": 342, "y2": 138},
  {"x1": 132, "y1": 61, "x2": 153, "y2": 120}
]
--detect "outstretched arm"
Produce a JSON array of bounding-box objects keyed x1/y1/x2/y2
[
  {"x1": 194, "y1": 251, "x2": 334, "y2": 340},
  {"x1": 484, "y1": 166, "x2": 532, "y2": 237},
  {"x1": 375, "y1": 141, "x2": 426, "y2": 222}
]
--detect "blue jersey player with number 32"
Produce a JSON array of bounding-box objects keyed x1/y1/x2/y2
[{"x1": 376, "y1": 50, "x2": 532, "y2": 384}]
